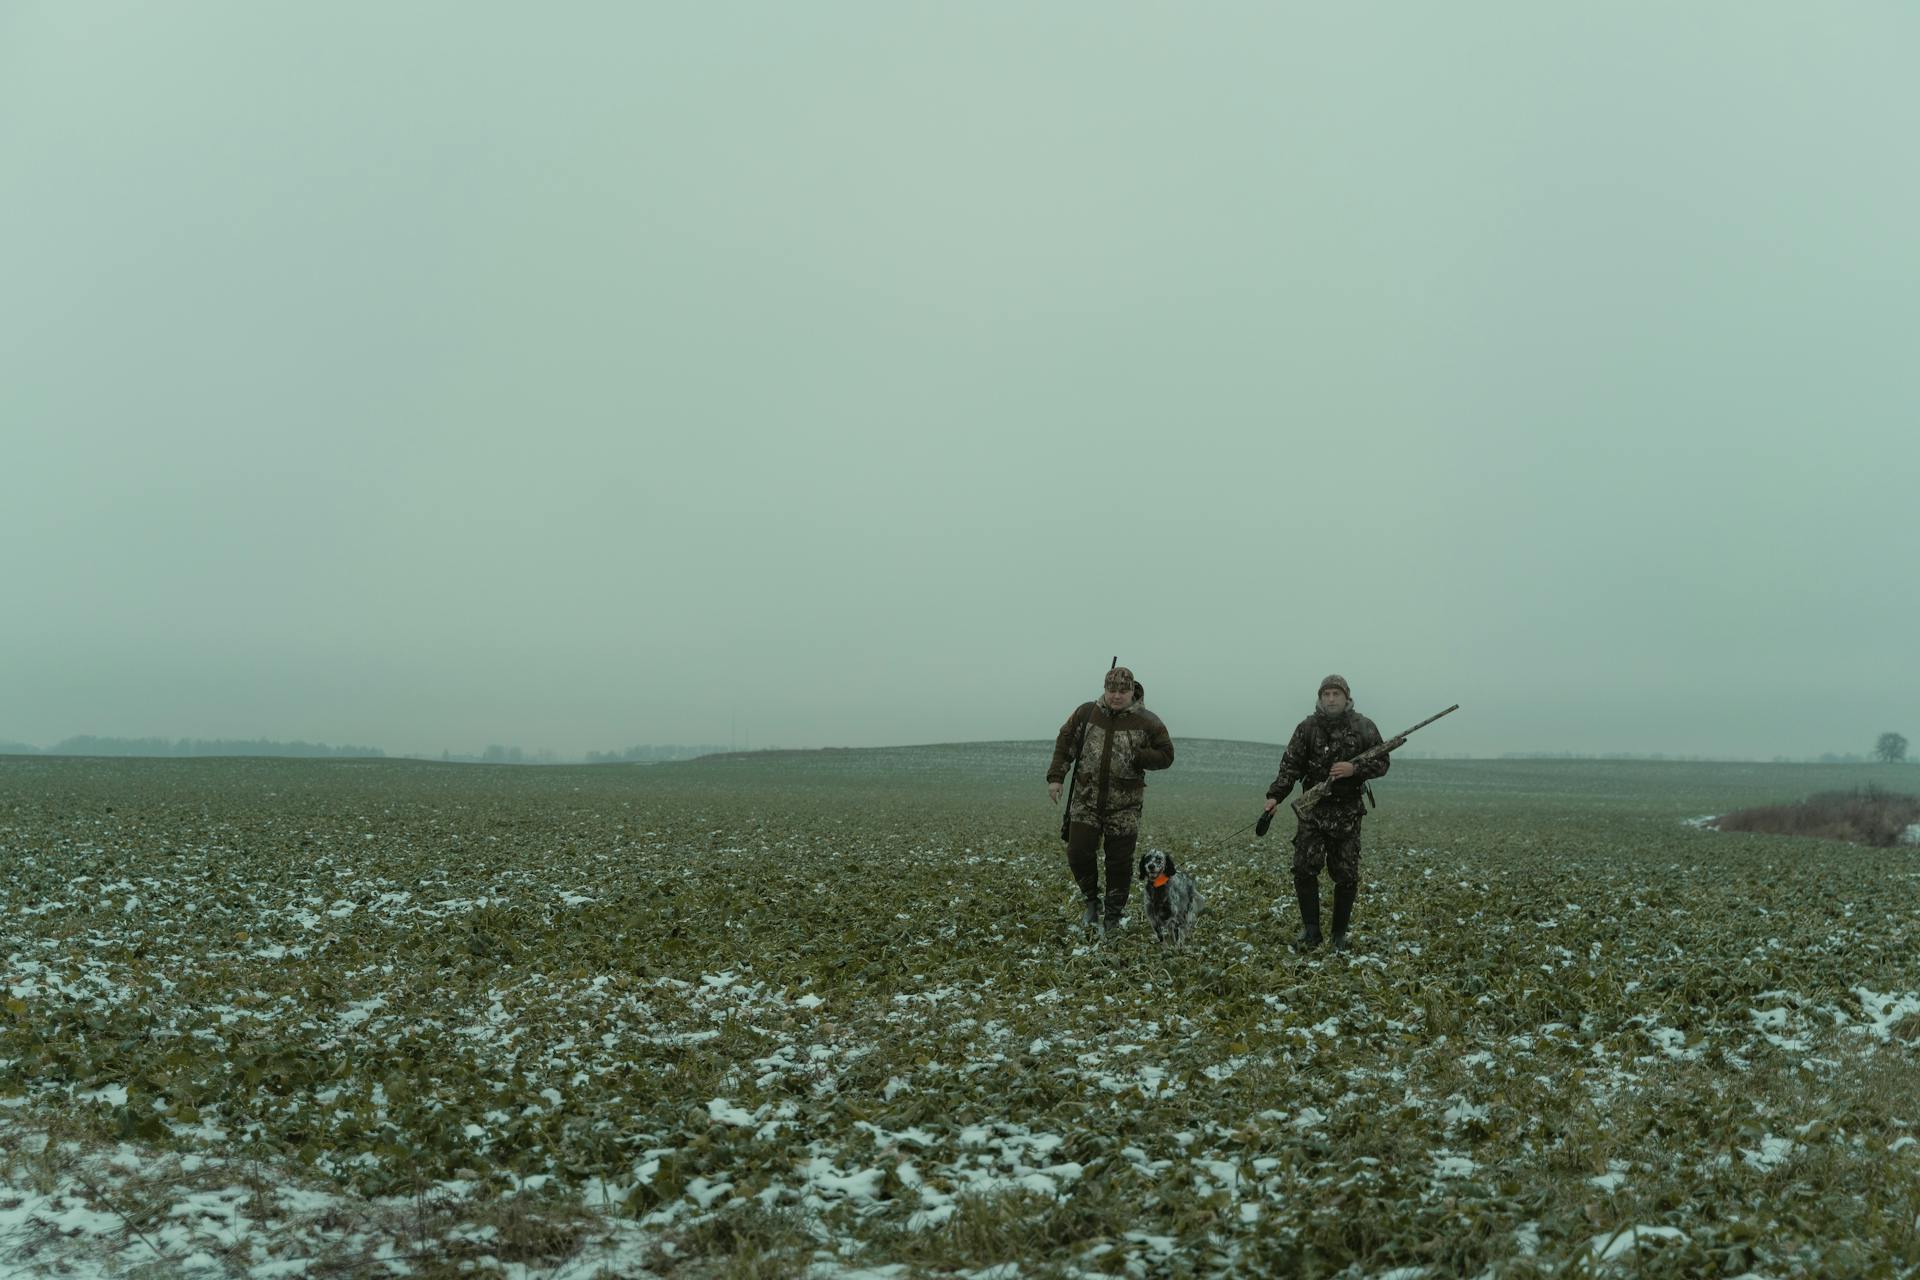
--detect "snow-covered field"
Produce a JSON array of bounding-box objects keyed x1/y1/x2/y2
[{"x1": 3, "y1": 751, "x2": 1918, "y2": 1277}]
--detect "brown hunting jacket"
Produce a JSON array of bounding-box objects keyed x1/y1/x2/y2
[
  {"x1": 1266, "y1": 709, "x2": 1390, "y2": 829},
  {"x1": 1047, "y1": 694, "x2": 1174, "y2": 830}
]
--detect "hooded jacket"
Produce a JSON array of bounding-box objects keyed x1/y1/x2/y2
[{"x1": 1047, "y1": 690, "x2": 1174, "y2": 828}]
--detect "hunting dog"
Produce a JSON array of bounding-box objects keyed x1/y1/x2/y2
[{"x1": 1137, "y1": 849, "x2": 1201, "y2": 946}]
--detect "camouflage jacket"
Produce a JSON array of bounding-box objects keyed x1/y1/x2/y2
[
  {"x1": 1046, "y1": 695, "x2": 1174, "y2": 825},
  {"x1": 1266, "y1": 709, "x2": 1390, "y2": 827}
]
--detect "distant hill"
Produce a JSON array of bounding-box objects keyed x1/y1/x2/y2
[
  {"x1": 674, "y1": 741, "x2": 1907, "y2": 816},
  {"x1": 35, "y1": 736, "x2": 386, "y2": 759},
  {"x1": 689, "y1": 738, "x2": 1291, "y2": 784}
]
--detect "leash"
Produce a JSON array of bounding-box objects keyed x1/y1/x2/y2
[{"x1": 1191, "y1": 814, "x2": 1265, "y2": 860}]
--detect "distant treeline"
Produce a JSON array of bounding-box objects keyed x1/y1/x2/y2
[
  {"x1": 0, "y1": 738, "x2": 733, "y2": 765},
  {"x1": 10, "y1": 736, "x2": 387, "y2": 758},
  {"x1": 1501, "y1": 751, "x2": 1741, "y2": 762},
  {"x1": 437, "y1": 746, "x2": 562, "y2": 765},
  {"x1": 1500, "y1": 751, "x2": 1908, "y2": 763},
  {"x1": 584, "y1": 744, "x2": 727, "y2": 764},
  {"x1": 427, "y1": 744, "x2": 726, "y2": 765}
]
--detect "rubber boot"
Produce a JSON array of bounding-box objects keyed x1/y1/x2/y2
[
  {"x1": 1069, "y1": 845, "x2": 1100, "y2": 929},
  {"x1": 1293, "y1": 873, "x2": 1323, "y2": 950},
  {"x1": 1102, "y1": 880, "x2": 1131, "y2": 935},
  {"x1": 1330, "y1": 882, "x2": 1357, "y2": 953}
]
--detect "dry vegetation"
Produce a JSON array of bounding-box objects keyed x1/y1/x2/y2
[{"x1": 1714, "y1": 785, "x2": 1920, "y2": 848}]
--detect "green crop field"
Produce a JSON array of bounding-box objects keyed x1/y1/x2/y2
[{"x1": 3, "y1": 749, "x2": 1918, "y2": 1278}]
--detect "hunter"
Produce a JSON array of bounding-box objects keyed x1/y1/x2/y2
[
  {"x1": 1263, "y1": 674, "x2": 1389, "y2": 952},
  {"x1": 1047, "y1": 665, "x2": 1175, "y2": 932}
]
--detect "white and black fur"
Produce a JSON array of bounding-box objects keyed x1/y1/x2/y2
[{"x1": 1137, "y1": 849, "x2": 1201, "y2": 945}]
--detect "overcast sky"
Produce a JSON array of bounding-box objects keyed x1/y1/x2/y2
[{"x1": 5, "y1": 3, "x2": 1916, "y2": 760}]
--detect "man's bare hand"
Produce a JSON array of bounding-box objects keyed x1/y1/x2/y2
[
  {"x1": 1329, "y1": 762, "x2": 1356, "y2": 781},
  {"x1": 1048, "y1": 782, "x2": 1062, "y2": 805},
  {"x1": 1263, "y1": 798, "x2": 1278, "y2": 814}
]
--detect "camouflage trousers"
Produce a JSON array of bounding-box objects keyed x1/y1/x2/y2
[
  {"x1": 1066, "y1": 801, "x2": 1141, "y2": 838},
  {"x1": 1292, "y1": 820, "x2": 1363, "y2": 890}
]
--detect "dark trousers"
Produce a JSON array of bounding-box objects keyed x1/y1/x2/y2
[{"x1": 1066, "y1": 821, "x2": 1137, "y2": 923}]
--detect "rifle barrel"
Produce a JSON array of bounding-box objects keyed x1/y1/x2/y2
[{"x1": 1389, "y1": 704, "x2": 1459, "y2": 741}]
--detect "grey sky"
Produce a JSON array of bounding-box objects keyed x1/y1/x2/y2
[{"x1": 5, "y1": 3, "x2": 1916, "y2": 760}]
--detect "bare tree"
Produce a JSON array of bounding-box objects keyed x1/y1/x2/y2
[{"x1": 1876, "y1": 732, "x2": 1909, "y2": 764}]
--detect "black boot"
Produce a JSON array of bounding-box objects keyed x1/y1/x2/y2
[
  {"x1": 1102, "y1": 881, "x2": 1130, "y2": 935},
  {"x1": 1293, "y1": 873, "x2": 1322, "y2": 950},
  {"x1": 1082, "y1": 898, "x2": 1100, "y2": 929},
  {"x1": 1330, "y1": 882, "x2": 1357, "y2": 953}
]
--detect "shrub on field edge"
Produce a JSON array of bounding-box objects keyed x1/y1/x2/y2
[{"x1": 1713, "y1": 785, "x2": 1920, "y2": 847}]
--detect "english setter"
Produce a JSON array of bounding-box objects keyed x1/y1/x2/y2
[{"x1": 1137, "y1": 848, "x2": 1201, "y2": 946}]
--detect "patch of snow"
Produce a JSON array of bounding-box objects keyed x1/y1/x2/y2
[
  {"x1": 337, "y1": 996, "x2": 387, "y2": 1028},
  {"x1": 1740, "y1": 1135, "x2": 1797, "y2": 1172},
  {"x1": 798, "y1": 1157, "x2": 886, "y2": 1201},
  {"x1": 1852, "y1": 987, "x2": 1920, "y2": 1041},
  {"x1": 1196, "y1": 1158, "x2": 1240, "y2": 1195},
  {"x1": 853, "y1": 1121, "x2": 936, "y2": 1150},
  {"x1": 1093, "y1": 1063, "x2": 1179, "y2": 1098},
  {"x1": 1588, "y1": 1224, "x2": 1688, "y2": 1262},
  {"x1": 685, "y1": 1176, "x2": 733, "y2": 1208},
  {"x1": 707, "y1": 1098, "x2": 758, "y2": 1127},
  {"x1": 1641, "y1": 1024, "x2": 1702, "y2": 1060},
  {"x1": 1123, "y1": 1230, "x2": 1177, "y2": 1256}
]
